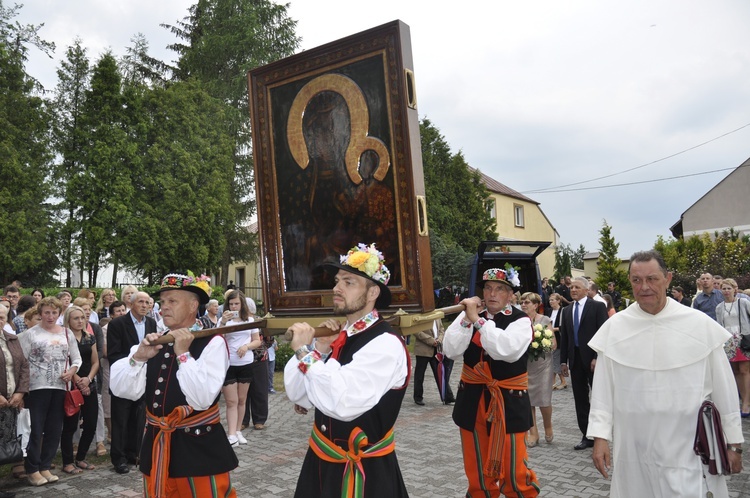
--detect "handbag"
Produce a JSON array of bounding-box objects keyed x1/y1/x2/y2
[
  {"x1": 63, "y1": 355, "x2": 84, "y2": 417},
  {"x1": 693, "y1": 400, "x2": 730, "y2": 476},
  {"x1": 0, "y1": 407, "x2": 23, "y2": 465},
  {"x1": 738, "y1": 299, "x2": 750, "y2": 352},
  {"x1": 741, "y1": 334, "x2": 750, "y2": 353},
  {"x1": 65, "y1": 383, "x2": 84, "y2": 417}
]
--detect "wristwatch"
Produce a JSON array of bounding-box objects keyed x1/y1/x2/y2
[
  {"x1": 295, "y1": 346, "x2": 310, "y2": 360},
  {"x1": 727, "y1": 445, "x2": 743, "y2": 454}
]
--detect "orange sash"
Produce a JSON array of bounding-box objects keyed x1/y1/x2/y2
[
  {"x1": 145, "y1": 404, "x2": 220, "y2": 498},
  {"x1": 461, "y1": 362, "x2": 528, "y2": 479},
  {"x1": 309, "y1": 425, "x2": 396, "y2": 498}
]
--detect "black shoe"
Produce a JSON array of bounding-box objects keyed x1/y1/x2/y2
[
  {"x1": 114, "y1": 463, "x2": 130, "y2": 474},
  {"x1": 574, "y1": 438, "x2": 594, "y2": 450},
  {"x1": 0, "y1": 490, "x2": 16, "y2": 498},
  {"x1": 414, "y1": 399, "x2": 425, "y2": 406},
  {"x1": 443, "y1": 397, "x2": 456, "y2": 405}
]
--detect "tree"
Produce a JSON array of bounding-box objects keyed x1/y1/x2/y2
[
  {"x1": 430, "y1": 233, "x2": 473, "y2": 289},
  {"x1": 162, "y1": 0, "x2": 300, "y2": 284},
  {"x1": 571, "y1": 244, "x2": 586, "y2": 270},
  {"x1": 120, "y1": 33, "x2": 165, "y2": 88},
  {"x1": 595, "y1": 220, "x2": 629, "y2": 302},
  {"x1": 75, "y1": 52, "x2": 136, "y2": 287},
  {"x1": 52, "y1": 39, "x2": 90, "y2": 286},
  {"x1": 120, "y1": 80, "x2": 237, "y2": 280},
  {"x1": 421, "y1": 118, "x2": 496, "y2": 254},
  {"x1": 0, "y1": 2, "x2": 58, "y2": 284},
  {"x1": 553, "y1": 245, "x2": 572, "y2": 282},
  {"x1": 654, "y1": 230, "x2": 750, "y2": 295}
]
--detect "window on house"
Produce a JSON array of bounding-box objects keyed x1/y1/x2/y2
[
  {"x1": 514, "y1": 204, "x2": 524, "y2": 228},
  {"x1": 487, "y1": 199, "x2": 497, "y2": 219}
]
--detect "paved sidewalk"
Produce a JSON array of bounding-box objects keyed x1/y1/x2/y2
[{"x1": 2, "y1": 355, "x2": 749, "y2": 497}]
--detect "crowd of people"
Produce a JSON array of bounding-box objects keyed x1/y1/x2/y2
[
  {"x1": 0, "y1": 252, "x2": 748, "y2": 497},
  {"x1": 0, "y1": 281, "x2": 274, "y2": 496}
]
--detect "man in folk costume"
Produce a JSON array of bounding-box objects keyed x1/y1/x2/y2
[
  {"x1": 285, "y1": 243, "x2": 411, "y2": 497},
  {"x1": 588, "y1": 250, "x2": 743, "y2": 497},
  {"x1": 110, "y1": 273, "x2": 238, "y2": 497},
  {"x1": 444, "y1": 267, "x2": 540, "y2": 497}
]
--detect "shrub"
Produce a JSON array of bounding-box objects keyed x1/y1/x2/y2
[{"x1": 275, "y1": 342, "x2": 294, "y2": 371}]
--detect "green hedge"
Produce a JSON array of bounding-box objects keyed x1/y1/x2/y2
[{"x1": 275, "y1": 342, "x2": 293, "y2": 371}]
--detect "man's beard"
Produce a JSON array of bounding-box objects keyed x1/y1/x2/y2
[{"x1": 333, "y1": 291, "x2": 368, "y2": 316}]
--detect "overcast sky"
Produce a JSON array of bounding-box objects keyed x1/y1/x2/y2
[{"x1": 15, "y1": 0, "x2": 750, "y2": 264}]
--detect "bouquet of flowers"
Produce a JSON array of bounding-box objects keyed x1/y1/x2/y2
[{"x1": 528, "y1": 323, "x2": 554, "y2": 361}]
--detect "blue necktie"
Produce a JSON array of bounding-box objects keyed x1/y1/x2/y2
[{"x1": 573, "y1": 301, "x2": 580, "y2": 347}]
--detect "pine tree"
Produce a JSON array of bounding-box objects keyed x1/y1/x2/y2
[
  {"x1": 421, "y1": 118, "x2": 496, "y2": 254},
  {"x1": 595, "y1": 220, "x2": 629, "y2": 300},
  {"x1": 52, "y1": 39, "x2": 90, "y2": 286},
  {"x1": 553, "y1": 245, "x2": 572, "y2": 282},
  {"x1": 0, "y1": 3, "x2": 58, "y2": 284},
  {"x1": 161, "y1": 0, "x2": 300, "y2": 283}
]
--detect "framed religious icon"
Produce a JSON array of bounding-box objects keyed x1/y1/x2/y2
[{"x1": 248, "y1": 20, "x2": 434, "y2": 316}]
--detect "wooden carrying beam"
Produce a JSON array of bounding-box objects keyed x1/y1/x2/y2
[{"x1": 151, "y1": 305, "x2": 466, "y2": 345}]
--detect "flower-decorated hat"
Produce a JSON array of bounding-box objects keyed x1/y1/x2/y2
[
  {"x1": 323, "y1": 243, "x2": 391, "y2": 308},
  {"x1": 482, "y1": 263, "x2": 521, "y2": 289},
  {"x1": 152, "y1": 270, "x2": 211, "y2": 305}
]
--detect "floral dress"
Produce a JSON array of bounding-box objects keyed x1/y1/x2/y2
[{"x1": 719, "y1": 300, "x2": 749, "y2": 362}]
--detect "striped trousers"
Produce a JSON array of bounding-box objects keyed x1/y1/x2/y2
[
  {"x1": 460, "y1": 397, "x2": 540, "y2": 497},
  {"x1": 142, "y1": 472, "x2": 237, "y2": 498}
]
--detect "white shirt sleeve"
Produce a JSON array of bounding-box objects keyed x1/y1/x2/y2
[
  {"x1": 443, "y1": 312, "x2": 473, "y2": 359},
  {"x1": 284, "y1": 356, "x2": 312, "y2": 409},
  {"x1": 176, "y1": 336, "x2": 230, "y2": 410},
  {"x1": 109, "y1": 336, "x2": 229, "y2": 411},
  {"x1": 109, "y1": 345, "x2": 148, "y2": 401},
  {"x1": 284, "y1": 333, "x2": 408, "y2": 422},
  {"x1": 479, "y1": 314, "x2": 533, "y2": 362}
]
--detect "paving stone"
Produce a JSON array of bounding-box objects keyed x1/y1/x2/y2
[{"x1": 2, "y1": 353, "x2": 748, "y2": 496}]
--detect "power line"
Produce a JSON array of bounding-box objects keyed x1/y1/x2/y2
[
  {"x1": 522, "y1": 122, "x2": 750, "y2": 194},
  {"x1": 525, "y1": 165, "x2": 744, "y2": 193}
]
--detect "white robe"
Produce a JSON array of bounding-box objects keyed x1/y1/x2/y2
[{"x1": 587, "y1": 298, "x2": 743, "y2": 498}]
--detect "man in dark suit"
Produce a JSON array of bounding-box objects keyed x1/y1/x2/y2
[
  {"x1": 107, "y1": 291, "x2": 156, "y2": 474},
  {"x1": 560, "y1": 277, "x2": 608, "y2": 450},
  {"x1": 555, "y1": 276, "x2": 573, "y2": 306}
]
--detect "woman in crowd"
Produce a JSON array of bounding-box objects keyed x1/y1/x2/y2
[
  {"x1": 602, "y1": 293, "x2": 617, "y2": 317},
  {"x1": 13, "y1": 306, "x2": 42, "y2": 477},
  {"x1": 72, "y1": 297, "x2": 108, "y2": 456},
  {"x1": 31, "y1": 289, "x2": 44, "y2": 303},
  {"x1": 18, "y1": 296, "x2": 82, "y2": 487},
  {"x1": 242, "y1": 297, "x2": 270, "y2": 431},
  {"x1": 60, "y1": 305, "x2": 99, "y2": 474},
  {"x1": 200, "y1": 299, "x2": 220, "y2": 329},
  {"x1": 0, "y1": 303, "x2": 29, "y2": 498},
  {"x1": 520, "y1": 292, "x2": 556, "y2": 446},
  {"x1": 120, "y1": 285, "x2": 138, "y2": 311},
  {"x1": 95, "y1": 289, "x2": 116, "y2": 320},
  {"x1": 548, "y1": 293, "x2": 567, "y2": 390},
  {"x1": 716, "y1": 278, "x2": 750, "y2": 417},
  {"x1": 219, "y1": 290, "x2": 261, "y2": 446}
]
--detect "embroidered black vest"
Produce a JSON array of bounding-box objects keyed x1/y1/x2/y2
[
  {"x1": 452, "y1": 307, "x2": 533, "y2": 433},
  {"x1": 294, "y1": 320, "x2": 410, "y2": 498},
  {"x1": 139, "y1": 335, "x2": 238, "y2": 477}
]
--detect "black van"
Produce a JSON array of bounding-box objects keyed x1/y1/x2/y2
[{"x1": 467, "y1": 240, "x2": 551, "y2": 298}]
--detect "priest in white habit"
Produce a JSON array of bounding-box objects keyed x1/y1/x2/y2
[{"x1": 587, "y1": 250, "x2": 743, "y2": 498}]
